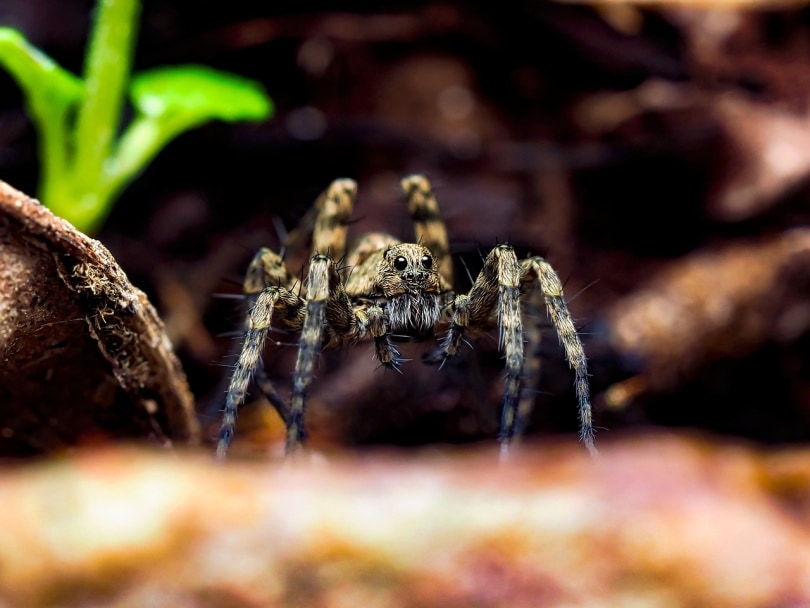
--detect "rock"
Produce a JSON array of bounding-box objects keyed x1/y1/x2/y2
[{"x1": 0, "y1": 179, "x2": 198, "y2": 455}]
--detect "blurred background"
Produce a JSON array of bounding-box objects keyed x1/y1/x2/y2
[{"x1": 1, "y1": 0, "x2": 809, "y2": 454}]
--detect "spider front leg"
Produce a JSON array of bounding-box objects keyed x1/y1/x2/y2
[
  {"x1": 286, "y1": 252, "x2": 358, "y2": 454},
  {"x1": 286, "y1": 253, "x2": 330, "y2": 454},
  {"x1": 216, "y1": 281, "x2": 306, "y2": 460},
  {"x1": 426, "y1": 244, "x2": 524, "y2": 456},
  {"x1": 520, "y1": 257, "x2": 596, "y2": 455},
  {"x1": 241, "y1": 248, "x2": 297, "y2": 426}
]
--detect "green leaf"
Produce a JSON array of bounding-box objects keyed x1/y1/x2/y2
[
  {"x1": 0, "y1": 27, "x2": 83, "y2": 108},
  {"x1": 130, "y1": 65, "x2": 273, "y2": 123},
  {"x1": 0, "y1": 21, "x2": 274, "y2": 235},
  {"x1": 108, "y1": 65, "x2": 272, "y2": 197},
  {"x1": 0, "y1": 27, "x2": 83, "y2": 211}
]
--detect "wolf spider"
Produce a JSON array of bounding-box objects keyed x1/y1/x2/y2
[{"x1": 216, "y1": 176, "x2": 596, "y2": 459}]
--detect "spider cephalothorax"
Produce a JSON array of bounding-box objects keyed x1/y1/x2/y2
[{"x1": 216, "y1": 176, "x2": 596, "y2": 459}]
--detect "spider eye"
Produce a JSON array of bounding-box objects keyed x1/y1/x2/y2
[
  {"x1": 421, "y1": 255, "x2": 433, "y2": 269},
  {"x1": 393, "y1": 256, "x2": 408, "y2": 271}
]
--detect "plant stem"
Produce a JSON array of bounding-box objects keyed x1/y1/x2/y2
[
  {"x1": 69, "y1": 0, "x2": 140, "y2": 229},
  {"x1": 38, "y1": 105, "x2": 71, "y2": 209}
]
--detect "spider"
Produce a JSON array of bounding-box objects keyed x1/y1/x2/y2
[{"x1": 216, "y1": 176, "x2": 596, "y2": 459}]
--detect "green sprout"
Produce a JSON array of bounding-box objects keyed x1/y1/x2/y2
[{"x1": 0, "y1": 0, "x2": 273, "y2": 233}]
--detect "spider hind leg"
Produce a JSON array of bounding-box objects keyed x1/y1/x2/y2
[
  {"x1": 514, "y1": 288, "x2": 545, "y2": 439},
  {"x1": 401, "y1": 175, "x2": 453, "y2": 290}
]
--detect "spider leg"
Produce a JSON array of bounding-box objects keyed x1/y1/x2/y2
[
  {"x1": 286, "y1": 253, "x2": 341, "y2": 454},
  {"x1": 520, "y1": 257, "x2": 596, "y2": 455},
  {"x1": 312, "y1": 178, "x2": 356, "y2": 263},
  {"x1": 282, "y1": 179, "x2": 356, "y2": 275},
  {"x1": 254, "y1": 359, "x2": 291, "y2": 425},
  {"x1": 401, "y1": 175, "x2": 453, "y2": 290},
  {"x1": 425, "y1": 244, "x2": 524, "y2": 455},
  {"x1": 243, "y1": 247, "x2": 295, "y2": 295},
  {"x1": 216, "y1": 285, "x2": 306, "y2": 460},
  {"x1": 514, "y1": 289, "x2": 544, "y2": 439},
  {"x1": 366, "y1": 304, "x2": 404, "y2": 369},
  {"x1": 240, "y1": 248, "x2": 297, "y2": 427}
]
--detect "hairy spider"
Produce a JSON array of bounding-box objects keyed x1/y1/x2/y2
[{"x1": 216, "y1": 176, "x2": 596, "y2": 459}]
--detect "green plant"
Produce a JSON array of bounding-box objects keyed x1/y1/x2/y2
[{"x1": 0, "y1": 0, "x2": 273, "y2": 233}]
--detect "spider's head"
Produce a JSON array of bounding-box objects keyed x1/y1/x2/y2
[
  {"x1": 380, "y1": 244, "x2": 441, "y2": 296},
  {"x1": 378, "y1": 243, "x2": 442, "y2": 334}
]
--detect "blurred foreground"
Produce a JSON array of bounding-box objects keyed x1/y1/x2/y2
[{"x1": 1, "y1": 434, "x2": 809, "y2": 608}]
